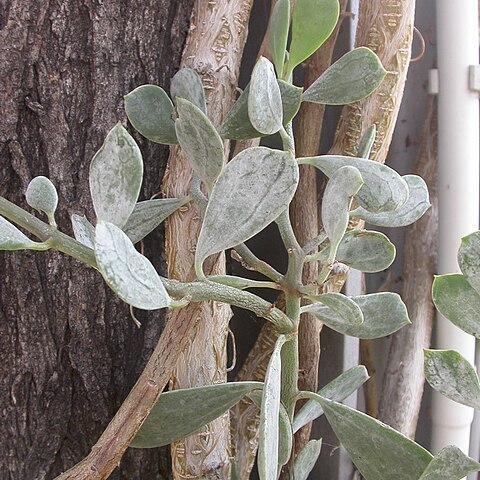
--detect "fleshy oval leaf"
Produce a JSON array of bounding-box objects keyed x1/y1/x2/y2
[
  {"x1": 321, "y1": 165, "x2": 363, "y2": 262},
  {"x1": 293, "y1": 439, "x2": 323, "y2": 480},
  {"x1": 170, "y1": 68, "x2": 206, "y2": 113},
  {"x1": 124, "y1": 84, "x2": 177, "y2": 144},
  {"x1": 418, "y1": 445, "x2": 480, "y2": 480},
  {"x1": 219, "y1": 80, "x2": 302, "y2": 140},
  {"x1": 131, "y1": 381, "x2": 262, "y2": 448},
  {"x1": 95, "y1": 221, "x2": 170, "y2": 310},
  {"x1": 351, "y1": 174, "x2": 430, "y2": 227},
  {"x1": 175, "y1": 98, "x2": 224, "y2": 190},
  {"x1": 300, "y1": 155, "x2": 408, "y2": 213},
  {"x1": 293, "y1": 365, "x2": 369, "y2": 433},
  {"x1": 286, "y1": 0, "x2": 339, "y2": 75},
  {"x1": 318, "y1": 397, "x2": 433, "y2": 480},
  {"x1": 258, "y1": 335, "x2": 286, "y2": 480},
  {"x1": 248, "y1": 57, "x2": 283, "y2": 135},
  {"x1": 123, "y1": 197, "x2": 190, "y2": 244},
  {"x1": 424, "y1": 349, "x2": 480, "y2": 410},
  {"x1": 277, "y1": 403, "x2": 293, "y2": 470},
  {"x1": 268, "y1": 0, "x2": 290, "y2": 77},
  {"x1": 89, "y1": 123, "x2": 143, "y2": 227},
  {"x1": 71, "y1": 214, "x2": 95, "y2": 249},
  {"x1": 317, "y1": 230, "x2": 396, "y2": 273},
  {"x1": 309, "y1": 293, "x2": 364, "y2": 325},
  {"x1": 25, "y1": 176, "x2": 58, "y2": 220},
  {"x1": 458, "y1": 230, "x2": 480, "y2": 295},
  {"x1": 303, "y1": 292, "x2": 410, "y2": 339},
  {"x1": 432, "y1": 273, "x2": 480, "y2": 338},
  {"x1": 195, "y1": 147, "x2": 299, "y2": 272},
  {"x1": 303, "y1": 47, "x2": 387, "y2": 105},
  {"x1": 0, "y1": 216, "x2": 46, "y2": 251},
  {"x1": 246, "y1": 390, "x2": 292, "y2": 471}
]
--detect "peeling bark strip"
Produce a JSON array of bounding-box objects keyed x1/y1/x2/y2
[
  {"x1": 161, "y1": 2, "x2": 253, "y2": 478},
  {"x1": 0, "y1": 1, "x2": 193, "y2": 479},
  {"x1": 378, "y1": 97, "x2": 438, "y2": 437}
]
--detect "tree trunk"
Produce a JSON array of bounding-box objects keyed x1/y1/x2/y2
[
  {"x1": 0, "y1": 1, "x2": 193, "y2": 478},
  {"x1": 161, "y1": 2, "x2": 253, "y2": 478},
  {"x1": 378, "y1": 96, "x2": 438, "y2": 437}
]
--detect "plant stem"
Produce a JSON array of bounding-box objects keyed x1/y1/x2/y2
[
  {"x1": 276, "y1": 123, "x2": 304, "y2": 418},
  {"x1": 0, "y1": 196, "x2": 97, "y2": 267},
  {"x1": 233, "y1": 242, "x2": 284, "y2": 283},
  {"x1": 0, "y1": 195, "x2": 293, "y2": 332}
]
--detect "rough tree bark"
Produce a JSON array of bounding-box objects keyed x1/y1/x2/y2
[
  {"x1": 0, "y1": 1, "x2": 193, "y2": 478},
  {"x1": 161, "y1": 2, "x2": 253, "y2": 478},
  {"x1": 378, "y1": 96, "x2": 438, "y2": 436}
]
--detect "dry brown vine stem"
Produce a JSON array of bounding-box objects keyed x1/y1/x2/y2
[
  {"x1": 378, "y1": 96, "x2": 438, "y2": 437},
  {"x1": 160, "y1": 2, "x2": 253, "y2": 478}
]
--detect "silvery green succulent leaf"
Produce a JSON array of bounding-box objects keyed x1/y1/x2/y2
[
  {"x1": 175, "y1": 98, "x2": 224, "y2": 191},
  {"x1": 304, "y1": 292, "x2": 410, "y2": 339},
  {"x1": 268, "y1": 0, "x2": 290, "y2": 77},
  {"x1": 307, "y1": 293, "x2": 364, "y2": 325},
  {"x1": 195, "y1": 147, "x2": 298, "y2": 272},
  {"x1": 25, "y1": 176, "x2": 58, "y2": 221},
  {"x1": 71, "y1": 214, "x2": 95, "y2": 249},
  {"x1": 248, "y1": 57, "x2": 283, "y2": 135},
  {"x1": 170, "y1": 68, "x2": 206, "y2": 113},
  {"x1": 318, "y1": 397, "x2": 433, "y2": 480},
  {"x1": 293, "y1": 439, "x2": 323, "y2": 480},
  {"x1": 299, "y1": 155, "x2": 408, "y2": 213},
  {"x1": 258, "y1": 335, "x2": 286, "y2": 480},
  {"x1": 424, "y1": 349, "x2": 480, "y2": 410},
  {"x1": 278, "y1": 80, "x2": 303, "y2": 124},
  {"x1": 124, "y1": 84, "x2": 177, "y2": 144},
  {"x1": 458, "y1": 230, "x2": 480, "y2": 295},
  {"x1": 123, "y1": 197, "x2": 190, "y2": 244},
  {"x1": 277, "y1": 402, "x2": 293, "y2": 470},
  {"x1": 243, "y1": 390, "x2": 292, "y2": 471},
  {"x1": 432, "y1": 274, "x2": 480, "y2": 338},
  {"x1": 351, "y1": 175, "x2": 430, "y2": 227},
  {"x1": 89, "y1": 123, "x2": 143, "y2": 227},
  {"x1": 95, "y1": 222, "x2": 171, "y2": 310},
  {"x1": 131, "y1": 381, "x2": 262, "y2": 448},
  {"x1": 357, "y1": 125, "x2": 376, "y2": 159},
  {"x1": 286, "y1": 0, "x2": 339, "y2": 76},
  {"x1": 302, "y1": 47, "x2": 387, "y2": 105},
  {"x1": 418, "y1": 445, "x2": 480, "y2": 480},
  {"x1": 219, "y1": 81, "x2": 302, "y2": 140},
  {"x1": 0, "y1": 216, "x2": 47, "y2": 251},
  {"x1": 317, "y1": 230, "x2": 396, "y2": 273},
  {"x1": 321, "y1": 165, "x2": 363, "y2": 262},
  {"x1": 293, "y1": 365, "x2": 369, "y2": 433}
]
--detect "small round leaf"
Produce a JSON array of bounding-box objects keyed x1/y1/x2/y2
[
  {"x1": 303, "y1": 47, "x2": 387, "y2": 105},
  {"x1": 25, "y1": 176, "x2": 58, "y2": 220},
  {"x1": 170, "y1": 68, "x2": 206, "y2": 113},
  {"x1": 248, "y1": 57, "x2": 283, "y2": 135},
  {"x1": 124, "y1": 84, "x2": 177, "y2": 144}
]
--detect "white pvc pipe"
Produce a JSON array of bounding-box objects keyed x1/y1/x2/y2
[{"x1": 433, "y1": 0, "x2": 479, "y2": 456}]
